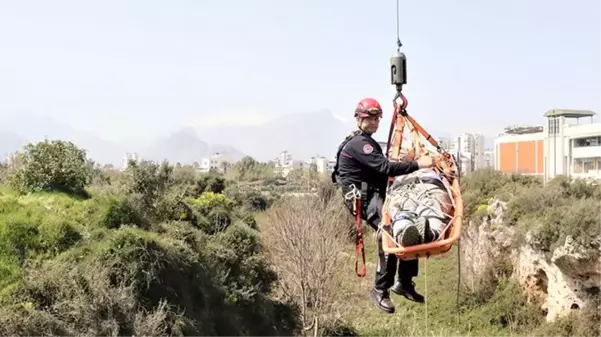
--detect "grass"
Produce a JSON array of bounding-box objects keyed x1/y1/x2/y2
[{"x1": 331, "y1": 236, "x2": 541, "y2": 337}]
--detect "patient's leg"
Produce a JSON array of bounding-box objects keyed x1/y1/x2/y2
[
  {"x1": 388, "y1": 186, "x2": 422, "y2": 246},
  {"x1": 414, "y1": 183, "x2": 450, "y2": 242}
]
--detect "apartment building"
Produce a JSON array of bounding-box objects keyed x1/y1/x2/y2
[
  {"x1": 199, "y1": 152, "x2": 232, "y2": 173},
  {"x1": 274, "y1": 150, "x2": 304, "y2": 177},
  {"x1": 494, "y1": 109, "x2": 600, "y2": 181}
]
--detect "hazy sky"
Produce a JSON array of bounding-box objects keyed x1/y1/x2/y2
[{"x1": 1, "y1": 0, "x2": 599, "y2": 143}]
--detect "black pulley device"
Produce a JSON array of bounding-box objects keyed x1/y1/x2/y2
[
  {"x1": 391, "y1": 0, "x2": 407, "y2": 92},
  {"x1": 390, "y1": 51, "x2": 407, "y2": 91}
]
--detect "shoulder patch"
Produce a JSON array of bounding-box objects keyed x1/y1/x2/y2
[{"x1": 362, "y1": 144, "x2": 373, "y2": 154}]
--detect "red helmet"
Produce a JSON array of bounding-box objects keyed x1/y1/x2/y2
[{"x1": 354, "y1": 97, "x2": 383, "y2": 118}]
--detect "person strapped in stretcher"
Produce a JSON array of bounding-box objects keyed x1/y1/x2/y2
[
  {"x1": 332, "y1": 98, "x2": 437, "y2": 314},
  {"x1": 385, "y1": 148, "x2": 455, "y2": 247}
]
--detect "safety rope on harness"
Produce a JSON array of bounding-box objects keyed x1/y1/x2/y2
[{"x1": 344, "y1": 184, "x2": 367, "y2": 278}]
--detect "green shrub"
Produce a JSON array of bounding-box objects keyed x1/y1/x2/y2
[
  {"x1": 0, "y1": 226, "x2": 298, "y2": 336},
  {"x1": 5, "y1": 140, "x2": 92, "y2": 196},
  {"x1": 101, "y1": 194, "x2": 151, "y2": 230}
]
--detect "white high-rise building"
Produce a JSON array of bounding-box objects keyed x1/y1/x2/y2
[
  {"x1": 274, "y1": 151, "x2": 303, "y2": 177},
  {"x1": 435, "y1": 137, "x2": 454, "y2": 152},
  {"x1": 449, "y1": 133, "x2": 486, "y2": 173},
  {"x1": 483, "y1": 149, "x2": 494, "y2": 168},
  {"x1": 308, "y1": 155, "x2": 329, "y2": 173}
]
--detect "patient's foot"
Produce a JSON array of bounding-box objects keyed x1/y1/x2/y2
[
  {"x1": 428, "y1": 228, "x2": 442, "y2": 242},
  {"x1": 414, "y1": 217, "x2": 429, "y2": 243},
  {"x1": 397, "y1": 225, "x2": 421, "y2": 246}
]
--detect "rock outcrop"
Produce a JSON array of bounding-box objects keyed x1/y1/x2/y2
[{"x1": 461, "y1": 198, "x2": 601, "y2": 322}]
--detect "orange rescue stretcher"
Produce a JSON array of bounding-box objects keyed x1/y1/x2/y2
[{"x1": 379, "y1": 93, "x2": 464, "y2": 261}]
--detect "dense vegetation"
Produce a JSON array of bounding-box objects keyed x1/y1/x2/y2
[
  {"x1": 462, "y1": 168, "x2": 601, "y2": 253},
  {"x1": 1, "y1": 140, "x2": 599, "y2": 336},
  {"x1": 0, "y1": 140, "x2": 300, "y2": 335}
]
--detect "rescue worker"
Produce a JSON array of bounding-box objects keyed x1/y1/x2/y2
[{"x1": 332, "y1": 97, "x2": 434, "y2": 313}]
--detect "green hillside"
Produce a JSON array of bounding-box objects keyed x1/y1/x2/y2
[{"x1": 0, "y1": 140, "x2": 599, "y2": 336}]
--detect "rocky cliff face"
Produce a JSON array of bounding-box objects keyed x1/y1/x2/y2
[{"x1": 460, "y1": 198, "x2": 601, "y2": 322}]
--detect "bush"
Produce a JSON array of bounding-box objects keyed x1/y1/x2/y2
[
  {"x1": 101, "y1": 194, "x2": 152, "y2": 230},
  {"x1": 5, "y1": 139, "x2": 92, "y2": 196},
  {"x1": 223, "y1": 185, "x2": 269, "y2": 211},
  {"x1": 0, "y1": 226, "x2": 298, "y2": 336},
  {"x1": 195, "y1": 172, "x2": 227, "y2": 195},
  {"x1": 120, "y1": 159, "x2": 171, "y2": 207}
]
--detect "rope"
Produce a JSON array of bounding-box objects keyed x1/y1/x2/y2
[
  {"x1": 424, "y1": 257, "x2": 428, "y2": 335},
  {"x1": 456, "y1": 239, "x2": 461, "y2": 328},
  {"x1": 396, "y1": 0, "x2": 402, "y2": 51}
]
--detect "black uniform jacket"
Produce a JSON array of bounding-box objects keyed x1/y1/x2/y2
[{"x1": 335, "y1": 131, "x2": 420, "y2": 197}]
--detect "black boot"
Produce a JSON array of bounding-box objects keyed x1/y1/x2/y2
[
  {"x1": 370, "y1": 287, "x2": 395, "y2": 313},
  {"x1": 391, "y1": 279, "x2": 425, "y2": 303}
]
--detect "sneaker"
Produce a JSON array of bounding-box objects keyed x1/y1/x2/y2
[
  {"x1": 397, "y1": 225, "x2": 421, "y2": 246},
  {"x1": 414, "y1": 217, "x2": 429, "y2": 243}
]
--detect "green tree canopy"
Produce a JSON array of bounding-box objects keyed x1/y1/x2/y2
[{"x1": 7, "y1": 139, "x2": 92, "y2": 196}]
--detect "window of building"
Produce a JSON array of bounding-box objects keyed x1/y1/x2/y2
[
  {"x1": 548, "y1": 118, "x2": 559, "y2": 135},
  {"x1": 573, "y1": 157, "x2": 600, "y2": 174},
  {"x1": 574, "y1": 136, "x2": 601, "y2": 147}
]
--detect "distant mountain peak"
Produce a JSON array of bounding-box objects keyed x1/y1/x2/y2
[{"x1": 174, "y1": 126, "x2": 200, "y2": 138}]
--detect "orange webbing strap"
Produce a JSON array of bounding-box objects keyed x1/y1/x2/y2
[
  {"x1": 402, "y1": 111, "x2": 458, "y2": 179},
  {"x1": 403, "y1": 114, "x2": 441, "y2": 153},
  {"x1": 387, "y1": 103, "x2": 407, "y2": 163},
  {"x1": 409, "y1": 124, "x2": 425, "y2": 155},
  {"x1": 353, "y1": 197, "x2": 367, "y2": 278}
]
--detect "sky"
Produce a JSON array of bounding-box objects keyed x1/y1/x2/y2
[{"x1": 0, "y1": 0, "x2": 599, "y2": 144}]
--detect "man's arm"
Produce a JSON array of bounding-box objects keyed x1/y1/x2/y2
[{"x1": 345, "y1": 138, "x2": 419, "y2": 176}]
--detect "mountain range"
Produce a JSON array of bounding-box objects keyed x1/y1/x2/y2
[{"x1": 0, "y1": 110, "x2": 489, "y2": 166}]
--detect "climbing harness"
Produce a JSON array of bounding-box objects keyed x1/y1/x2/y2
[{"x1": 344, "y1": 184, "x2": 367, "y2": 278}]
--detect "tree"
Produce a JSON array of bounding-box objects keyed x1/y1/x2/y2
[
  {"x1": 231, "y1": 156, "x2": 275, "y2": 181},
  {"x1": 195, "y1": 171, "x2": 226, "y2": 195},
  {"x1": 6, "y1": 139, "x2": 92, "y2": 195},
  {"x1": 121, "y1": 159, "x2": 171, "y2": 207},
  {"x1": 261, "y1": 195, "x2": 352, "y2": 336}
]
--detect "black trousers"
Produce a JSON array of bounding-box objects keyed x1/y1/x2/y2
[{"x1": 344, "y1": 191, "x2": 418, "y2": 290}]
